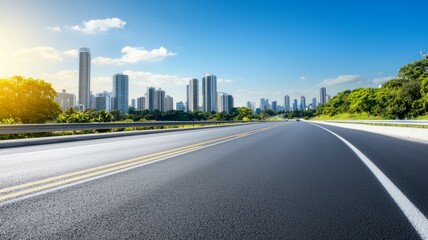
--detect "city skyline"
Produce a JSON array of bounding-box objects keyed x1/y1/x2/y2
[{"x1": 1, "y1": 1, "x2": 427, "y2": 106}]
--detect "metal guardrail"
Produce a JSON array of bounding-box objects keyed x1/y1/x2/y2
[
  {"x1": 0, "y1": 121, "x2": 247, "y2": 134},
  {"x1": 325, "y1": 120, "x2": 428, "y2": 128}
]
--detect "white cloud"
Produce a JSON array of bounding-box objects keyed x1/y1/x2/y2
[
  {"x1": 372, "y1": 76, "x2": 395, "y2": 84},
  {"x1": 40, "y1": 70, "x2": 78, "y2": 93},
  {"x1": 92, "y1": 46, "x2": 176, "y2": 65},
  {"x1": 123, "y1": 70, "x2": 190, "y2": 88},
  {"x1": 320, "y1": 75, "x2": 366, "y2": 86},
  {"x1": 70, "y1": 17, "x2": 126, "y2": 34},
  {"x1": 47, "y1": 26, "x2": 62, "y2": 32},
  {"x1": 218, "y1": 78, "x2": 233, "y2": 84},
  {"x1": 13, "y1": 47, "x2": 78, "y2": 62}
]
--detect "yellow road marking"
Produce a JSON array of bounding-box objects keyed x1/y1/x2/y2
[{"x1": 0, "y1": 125, "x2": 279, "y2": 202}]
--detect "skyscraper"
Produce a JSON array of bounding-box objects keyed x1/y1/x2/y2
[
  {"x1": 112, "y1": 73, "x2": 129, "y2": 114},
  {"x1": 260, "y1": 98, "x2": 270, "y2": 111},
  {"x1": 293, "y1": 99, "x2": 298, "y2": 111},
  {"x1": 145, "y1": 87, "x2": 155, "y2": 111},
  {"x1": 131, "y1": 99, "x2": 136, "y2": 109},
  {"x1": 227, "y1": 95, "x2": 234, "y2": 113},
  {"x1": 217, "y1": 92, "x2": 228, "y2": 113},
  {"x1": 176, "y1": 101, "x2": 185, "y2": 111},
  {"x1": 320, "y1": 87, "x2": 327, "y2": 105},
  {"x1": 187, "y1": 78, "x2": 199, "y2": 112},
  {"x1": 284, "y1": 95, "x2": 290, "y2": 112},
  {"x1": 246, "y1": 101, "x2": 256, "y2": 113},
  {"x1": 202, "y1": 74, "x2": 217, "y2": 112},
  {"x1": 300, "y1": 96, "x2": 306, "y2": 110},
  {"x1": 78, "y1": 48, "x2": 91, "y2": 110},
  {"x1": 326, "y1": 95, "x2": 331, "y2": 102},
  {"x1": 137, "y1": 97, "x2": 145, "y2": 110},
  {"x1": 312, "y1": 98, "x2": 317, "y2": 109},
  {"x1": 271, "y1": 101, "x2": 278, "y2": 112},
  {"x1": 165, "y1": 95, "x2": 174, "y2": 111},
  {"x1": 155, "y1": 88, "x2": 166, "y2": 112},
  {"x1": 95, "y1": 91, "x2": 112, "y2": 111}
]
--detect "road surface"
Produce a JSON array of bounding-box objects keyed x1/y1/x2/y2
[{"x1": 0, "y1": 121, "x2": 427, "y2": 239}]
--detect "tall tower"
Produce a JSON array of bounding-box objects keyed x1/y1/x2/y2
[
  {"x1": 187, "y1": 78, "x2": 199, "y2": 112},
  {"x1": 320, "y1": 87, "x2": 327, "y2": 105},
  {"x1": 145, "y1": 87, "x2": 156, "y2": 111},
  {"x1": 154, "y1": 88, "x2": 166, "y2": 112},
  {"x1": 202, "y1": 74, "x2": 217, "y2": 112},
  {"x1": 112, "y1": 73, "x2": 129, "y2": 114},
  {"x1": 300, "y1": 96, "x2": 306, "y2": 110},
  {"x1": 79, "y1": 48, "x2": 91, "y2": 110},
  {"x1": 284, "y1": 95, "x2": 290, "y2": 112}
]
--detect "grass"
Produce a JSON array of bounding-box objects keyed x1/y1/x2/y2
[
  {"x1": 416, "y1": 114, "x2": 428, "y2": 120},
  {"x1": 311, "y1": 112, "x2": 384, "y2": 121}
]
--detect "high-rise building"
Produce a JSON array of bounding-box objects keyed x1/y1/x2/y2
[
  {"x1": 176, "y1": 101, "x2": 185, "y2": 111},
  {"x1": 187, "y1": 78, "x2": 199, "y2": 112},
  {"x1": 112, "y1": 73, "x2": 129, "y2": 114},
  {"x1": 202, "y1": 74, "x2": 217, "y2": 112},
  {"x1": 284, "y1": 95, "x2": 290, "y2": 112},
  {"x1": 89, "y1": 91, "x2": 96, "y2": 109},
  {"x1": 137, "y1": 97, "x2": 145, "y2": 110},
  {"x1": 131, "y1": 99, "x2": 136, "y2": 109},
  {"x1": 271, "y1": 100, "x2": 278, "y2": 112},
  {"x1": 217, "y1": 92, "x2": 228, "y2": 113},
  {"x1": 154, "y1": 88, "x2": 166, "y2": 112},
  {"x1": 145, "y1": 87, "x2": 155, "y2": 111},
  {"x1": 227, "y1": 95, "x2": 234, "y2": 113},
  {"x1": 292, "y1": 99, "x2": 298, "y2": 111},
  {"x1": 165, "y1": 95, "x2": 174, "y2": 111},
  {"x1": 95, "y1": 91, "x2": 112, "y2": 111},
  {"x1": 55, "y1": 89, "x2": 76, "y2": 111},
  {"x1": 300, "y1": 96, "x2": 306, "y2": 110},
  {"x1": 312, "y1": 98, "x2": 317, "y2": 109},
  {"x1": 246, "y1": 101, "x2": 256, "y2": 113},
  {"x1": 326, "y1": 95, "x2": 331, "y2": 102},
  {"x1": 78, "y1": 48, "x2": 91, "y2": 110},
  {"x1": 260, "y1": 98, "x2": 270, "y2": 111},
  {"x1": 320, "y1": 87, "x2": 327, "y2": 105}
]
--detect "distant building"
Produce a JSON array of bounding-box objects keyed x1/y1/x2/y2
[
  {"x1": 131, "y1": 99, "x2": 136, "y2": 109},
  {"x1": 260, "y1": 98, "x2": 270, "y2": 111},
  {"x1": 145, "y1": 87, "x2": 155, "y2": 111},
  {"x1": 165, "y1": 95, "x2": 174, "y2": 111},
  {"x1": 78, "y1": 48, "x2": 91, "y2": 110},
  {"x1": 137, "y1": 97, "x2": 145, "y2": 110},
  {"x1": 176, "y1": 101, "x2": 185, "y2": 111},
  {"x1": 284, "y1": 95, "x2": 290, "y2": 112},
  {"x1": 312, "y1": 98, "x2": 317, "y2": 109},
  {"x1": 154, "y1": 88, "x2": 165, "y2": 112},
  {"x1": 300, "y1": 96, "x2": 306, "y2": 111},
  {"x1": 89, "y1": 91, "x2": 96, "y2": 109},
  {"x1": 292, "y1": 99, "x2": 298, "y2": 111},
  {"x1": 217, "y1": 92, "x2": 228, "y2": 113},
  {"x1": 187, "y1": 78, "x2": 199, "y2": 112},
  {"x1": 326, "y1": 95, "x2": 331, "y2": 102},
  {"x1": 227, "y1": 95, "x2": 234, "y2": 112},
  {"x1": 320, "y1": 87, "x2": 327, "y2": 105},
  {"x1": 55, "y1": 89, "x2": 76, "y2": 111},
  {"x1": 246, "y1": 101, "x2": 256, "y2": 113},
  {"x1": 95, "y1": 91, "x2": 112, "y2": 111},
  {"x1": 255, "y1": 108, "x2": 261, "y2": 114},
  {"x1": 112, "y1": 73, "x2": 129, "y2": 114},
  {"x1": 202, "y1": 74, "x2": 217, "y2": 112},
  {"x1": 271, "y1": 100, "x2": 278, "y2": 112}
]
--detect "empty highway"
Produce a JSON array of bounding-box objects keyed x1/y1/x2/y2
[{"x1": 0, "y1": 121, "x2": 427, "y2": 239}]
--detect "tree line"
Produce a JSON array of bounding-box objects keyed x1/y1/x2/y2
[{"x1": 316, "y1": 58, "x2": 428, "y2": 119}]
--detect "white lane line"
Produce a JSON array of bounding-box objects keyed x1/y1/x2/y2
[
  {"x1": 0, "y1": 124, "x2": 259, "y2": 159},
  {"x1": 0, "y1": 128, "x2": 270, "y2": 207},
  {"x1": 309, "y1": 122, "x2": 428, "y2": 240}
]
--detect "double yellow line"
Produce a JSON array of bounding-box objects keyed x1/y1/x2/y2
[{"x1": 0, "y1": 126, "x2": 276, "y2": 202}]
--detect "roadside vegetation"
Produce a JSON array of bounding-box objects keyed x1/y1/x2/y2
[{"x1": 315, "y1": 58, "x2": 428, "y2": 120}]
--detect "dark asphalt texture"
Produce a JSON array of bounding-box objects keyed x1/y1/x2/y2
[{"x1": 0, "y1": 121, "x2": 426, "y2": 239}]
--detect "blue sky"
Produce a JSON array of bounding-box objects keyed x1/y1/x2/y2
[{"x1": 1, "y1": 0, "x2": 427, "y2": 107}]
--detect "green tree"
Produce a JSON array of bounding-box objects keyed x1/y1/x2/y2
[{"x1": 0, "y1": 76, "x2": 61, "y2": 123}]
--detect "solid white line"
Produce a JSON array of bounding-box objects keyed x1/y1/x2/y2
[
  {"x1": 0, "y1": 128, "x2": 269, "y2": 207},
  {"x1": 308, "y1": 122, "x2": 428, "y2": 240}
]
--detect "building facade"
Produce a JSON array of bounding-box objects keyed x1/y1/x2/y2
[
  {"x1": 165, "y1": 95, "x2": 174, "y2": 111},
  {"x1": 320, "y1": 87, "x2": 327, "y2": 105},
  {"x1": 137, "y1": 97, "x2": 145, "y2": 110},
  {"x1": 145, "y1": 87, "x2": 156, "y2": 111},
  {"x1": 55, "y1": 89, "x2": 76, "y2": 111},
  {"x1": 78, "y1": 48, "x2": 91, "y2": 110},
  {"x1": 187, "y1": 78, "x2": 199, "y2": 112},
  {"x1": 95, "y1": 91, "x2": 112, "y2": 111},
  {"x1": 300, "y1": 96, "x2": 306, "y2": 111},
  {"x1": 202, "y1": 74, "x2": 217, "y2": 112},
  {"x1": 284, "y1": 95, "x2": 290, "y2": 112},
  {"x1": 176, "y1": 101, "x2": 185, "y2": 111},
  {"x1": 154, "y1": 88, "x2": 166, "y2": 112},
  {"x1": 112, "y1": 73, "x2": 129, "y2": 114},
  {"x1": 227, "y1": 95, "x2": 234, "y2": 113}
]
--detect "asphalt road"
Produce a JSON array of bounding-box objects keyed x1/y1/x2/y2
[{"x1": 0, "y1": 121, "x2": 427, "y2": 239}]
